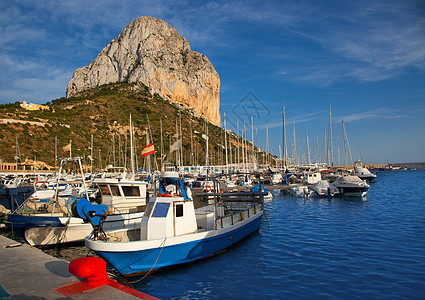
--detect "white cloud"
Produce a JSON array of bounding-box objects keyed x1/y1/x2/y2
[
  {"x1": 270, "y1": 1, "x2": 425, "y2": 84},
  {"x1": 335, "y1": 108, "x2": 408, "y2": 123}
]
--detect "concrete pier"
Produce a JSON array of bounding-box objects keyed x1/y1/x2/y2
[{"x1": 0, "y1": 235, "x2": 156, "y2": 299}]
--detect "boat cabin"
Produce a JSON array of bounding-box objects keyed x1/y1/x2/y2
[
  {"x1": 141, "y1": 197, "x2": 197, "y2": 240},
  {"x1": 95, "y1": 180, "x2": 148, "y2": 214},
  {"x1": 141, "y1": 172, "x2": 197, "y2": 240}
]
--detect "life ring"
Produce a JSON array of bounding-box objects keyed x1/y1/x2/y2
[
  {"x1": 158, "y1": 193, "x2": 172, "y2": 197},
  {"x1": 205, "y1": 186, "x2": 212, "y2": 192}
]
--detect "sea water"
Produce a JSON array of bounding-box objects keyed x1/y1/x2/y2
[{"x1": 131, "y1": 170, "x2": 425, "y2": 299}]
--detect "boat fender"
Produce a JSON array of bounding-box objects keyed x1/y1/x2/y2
[
  {"x1": 186, "y1": 187, "x2": 192, "y2": 200},
  {"x1": 69, "y1": 257, "x2": 111, "y2": 288}
]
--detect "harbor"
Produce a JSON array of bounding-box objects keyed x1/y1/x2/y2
[
  {"x1": 1, "y1": 169, "x2": 425, "y2": 298},
  {"x1": 1, "y1": 1, "x2": 425, "y2": 299}
]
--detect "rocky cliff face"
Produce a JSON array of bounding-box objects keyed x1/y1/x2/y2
[{"x1": 67, "y1": 16, "x2": 220, "y2": 125}]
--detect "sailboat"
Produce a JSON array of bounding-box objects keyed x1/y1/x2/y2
[{"x1": 328, "y1": 121, "x2": 370, "y2": 197}]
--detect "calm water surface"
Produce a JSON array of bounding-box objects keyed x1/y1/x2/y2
[{"x1": 130, "y1": 170, "x2": 425, "y2": 299}]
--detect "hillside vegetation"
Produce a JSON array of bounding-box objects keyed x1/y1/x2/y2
[{"x1": 0, "y1": 83, "x2": 261, "y2": 171}]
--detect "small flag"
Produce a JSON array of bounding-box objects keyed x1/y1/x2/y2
[
  {"x1": 142, "y1": 143, "x2": 155, "y2": 157},
  {"x1": 169, "y1": 139, "x2": 182, "y2": 152},
  {"x1": 63, "y1": 141, "x2": 71, "y2": 152}
]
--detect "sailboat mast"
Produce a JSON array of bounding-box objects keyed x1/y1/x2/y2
[
  {"x1": 237, "y1": 120, "x2": 240, "y2": 170},
  {"x1": 224, "y1": 112, "x2": 228, "y2": 173},
  {"x1": 306, "y1": 128, "x2": 311, "y2": 165},
  {"x1": 242, "y1": 121, "x2": 246, "y2": 172},
  {"x1": 55, "y1": 136, "x2": 58, "y2": 171},
  {"x1": 282, "y1": 107, "x2": 287, "y2": 167},
  {"x1": 118, "y1": 133, "x2": 121, "y2": 167},
  {"x1": 329, "y1": 105, "x2": 333, "y2": 166},
  {"x1": 266, "y1": 122, "x2": 269, "y2": 166},
  {"x1": 90, "y1": 134, "x2": 93, "y2": 174},
  {"x1": 160, "y1": 118, "x2": 163, "y2": 171},
  {"x1": 175, "y1": 118, "x2": 179, "y2": 167},
  {"x1": 179, "y1": 109, "x2": 183, "y2": 166},
  {"x1": 293, "y1": 122, "x2": 296, "y2": 167},
  {"x1": 129, "y1": 114, "x2": 135, "y2": 179},
  {"x1": 251, "y1": 114, "x2": 254, "y2": 169},
  {"x1": 323, "y1": 129, "x2": 327, "y2": 165},
  {"x1": 190, "y1": 116, "x2": 193, "y2": 167},
  {"x1": 229, "y1": 129, "x2": 232, "y2": 169},
  {"x1": 316, "y1": 134, "x2": 319, "y2": 165},
  {"x1": 342, "y1": 120, "x2": 348, "y2": 168},
  {"x1": 342, "y1": 120, "x2": 354, "y2": 167},
  {"x1": 112, "y1": 133, "x2": 116, "y2": 167},
  {"x1": 205, "y1": 119, "x2": 209, "y2": 172},
  {"x1": 146, "y1": 130, "x2": 151, "y2": 173}
]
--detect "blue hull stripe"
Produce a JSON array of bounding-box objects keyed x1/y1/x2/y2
[
  {"x1": 6, "y1": 214, "x2": 63, "y2": 238},
  {"x1": 97, "y1": 214, "x2": 263, "y2": 275}
]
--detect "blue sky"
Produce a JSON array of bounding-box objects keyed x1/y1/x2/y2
[{"x1": 1, "y1": 0, "x2": 424, "y2": 164}]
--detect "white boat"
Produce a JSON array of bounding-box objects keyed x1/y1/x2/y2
[
  {"x1": 304, "y1": 171, "x2": 321, "y2": 184},
  {"x1": 310, "y1": 180, "x2": 340, "y2": 197},
  {"x1": 85, "y1": 172, "x2": 264, "y2": 276},
  {"x1": 353, "y1": 160, "x2": 377, "y2": 183},
  {"x1": 329, "y1": 175, "x2": 370, "y2": 197},
  {"x1": 289, "y1": 184, "x2": 310, "y2": 198},
  {"x1": 271, "y1": 173, "x2": 283, "y2": 184}
]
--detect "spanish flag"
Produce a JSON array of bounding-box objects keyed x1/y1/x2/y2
[
  {"x1": 142, "y1": 143, "x2": 155, "y2": 157},
  {"x1": 63, "y1": 141, "x2": 71, "y2": 152}
]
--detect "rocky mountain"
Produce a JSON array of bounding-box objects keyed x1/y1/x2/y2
[{"x1": 67, "y1": 16, "x2": 221, "y2": 126}]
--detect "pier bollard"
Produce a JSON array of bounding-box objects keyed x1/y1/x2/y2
[
  {"x1": 57, "y1": 257, "x2": 158, "y2": 298},
  {"x1": 69, "y1": 257, "x2": 111, "y2": 288}
]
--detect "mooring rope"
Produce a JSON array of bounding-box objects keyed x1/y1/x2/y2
[{"x1": 129, "y1": 237, "x2": 168, "y2": 284}]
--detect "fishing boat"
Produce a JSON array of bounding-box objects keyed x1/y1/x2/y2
[
  {"x1": 6, "y1": 157, "x2": 148, "y2": 247},
  {"x1": 85, "y1": 171, "x2": 265, "y2": 276}
]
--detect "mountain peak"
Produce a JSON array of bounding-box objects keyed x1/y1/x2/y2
[{"x1": 67, "y1": 16, "x2": 220, "y2": 125}]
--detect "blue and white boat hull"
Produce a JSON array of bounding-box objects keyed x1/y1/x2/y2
[{"x1": 86, "y1": 210, "x2": 263, "y2": 276}]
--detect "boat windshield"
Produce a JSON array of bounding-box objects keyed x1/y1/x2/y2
[{"x1": 152, "y1": 202, "x2": 170, "y2": 218}]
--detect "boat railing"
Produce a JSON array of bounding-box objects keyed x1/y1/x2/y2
[{"x1": 196, "y1": 189, "x2": 266, "y2": 229}]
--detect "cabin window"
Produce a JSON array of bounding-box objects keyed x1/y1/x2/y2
[
  {"x1": 152, "y1": 202, "x2": 170, "y2": 218},
  {"x1": 122, "y1": 186, "x2": 140, "y2": 197},
  {"x1": 110, "y1": 185, "x2": 121, "y2": 196},
  {"x1": 99, "y1": 185, "x2": 110, "y2": 195},
  {"x1": 176, "y1": 204, "x2": 183, "y2": 217}
]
